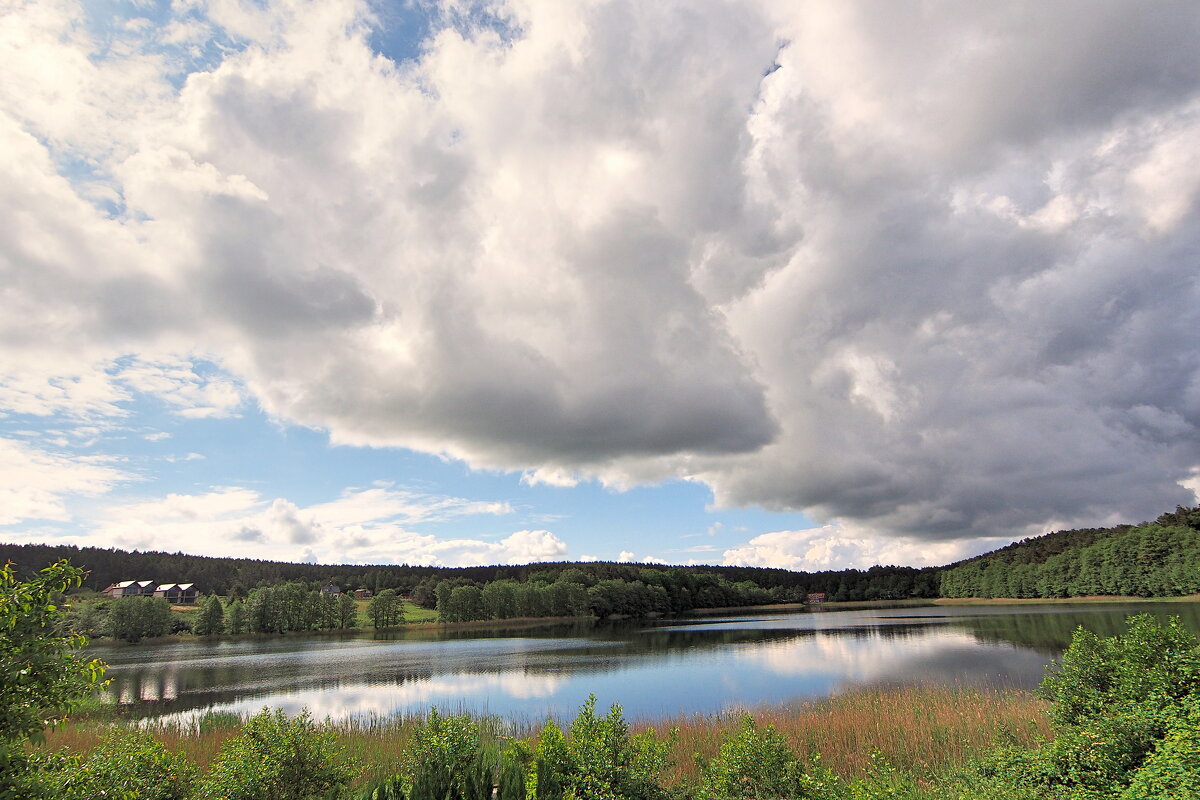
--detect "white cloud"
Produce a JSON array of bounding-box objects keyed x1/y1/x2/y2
[
  {"x1": 78, "y1": 483, "x2": 560, "y2": 567},
  {"x1": 0, "y1": 436, "x2": 132, "y2": 524},
  {"x1": 2, "y1": 0, "x2": 1199, "y2": 552},
  {"x1": 722, "y1": 525, "x2": 1010, "y2": 571}
]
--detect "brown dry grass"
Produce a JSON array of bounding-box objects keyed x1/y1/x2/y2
[
  {"x1": 642, "y1": 686, "x2": 1051, "y2": 785},
  {"x1": 42, "y1": 686, "x2": 1050, "y2": 787}
]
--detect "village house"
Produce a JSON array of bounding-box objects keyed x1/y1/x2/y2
[
  {"x1": 102, "y1": 580, "x2": 198, "y2": 604},
  {"x1": 353, "y1": 588, "x2": 373, "y2": 599},
  {"x1": 319, "y1": 583, "x2": 342, "y2": 595},
  {"x1": 101, "y1": 580, "x2": 156, "y2": 599},
  {"x1": 154, "y1": 583, "x2": 199, "y2": 604}
]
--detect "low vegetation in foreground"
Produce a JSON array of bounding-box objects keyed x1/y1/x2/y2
[{"x1": 9, "y1": 561, "x2": 1200, "y2": 799}]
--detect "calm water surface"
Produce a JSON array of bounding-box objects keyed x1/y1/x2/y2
[{"x1": 90, "y1": 602, "x2": 1200, "y2": 723}]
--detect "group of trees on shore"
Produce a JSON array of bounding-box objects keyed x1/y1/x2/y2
[{"x1": 429, "y1": 569, "x2": 778, "y2": 622}]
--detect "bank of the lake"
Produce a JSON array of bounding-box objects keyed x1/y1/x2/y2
[{"x1": 46, "y1": 684, "x2": 1052, "y2": 789}]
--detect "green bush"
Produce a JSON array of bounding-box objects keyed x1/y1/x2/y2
[
  {"x1": 0, "y1": 560, "x2": 107, "y2": 797},
  {"x1": 402, "y1": 709, "x2": 494, "y2": 800},
  {"x1": 698, "y1": 715, "x2": 805, "y2": 799},
  {"x1": 962, "y1": 614, "x2": 1200, "y2": 799},
  {"x1": 46, "y1": 727, "x2": 199, "y2": 800},
  {"x1": 533, "y1": 695, "x2": 673, "y2": 800},
  {"x1": 200, "y1": 708, "x2": 356, "y2": 800},
  {"x1": 1121, "y1": 698, "x2": 1200, "y2": 800}
]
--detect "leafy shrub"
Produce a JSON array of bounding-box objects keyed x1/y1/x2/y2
[
  {"x1": 0, "y1": 560, "x2": 107, "y2": 797},
  {"x1": 698, "y1": 715, "x2": 805, "y2": 799},
  {"x1": 200, "y1": 708, "x2": 356, "y2": 800},
  {"x1": 46, "y1": 727, "x2": 199, "y2": 800},
  {"x1": 964, "y1": 614, "x2": 1200, "y2": 799},
  {"x1": 1121, "y1": 698, "x2": 1200, "y2": 800},
  {"x1": 402, "y1": 709, "x2": 494, "y2": 800},
  {"x1": 534, "y1": 696, "x2": 672, "y2": 800}
]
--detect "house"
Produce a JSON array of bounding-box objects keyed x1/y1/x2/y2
[
  {"x1": 153, "y1": 583, "x2": 199, "y2": 605},
  {"x1": 319, "y1": 584, "x2": 342, "y2": 595},
  {"x1": 805, "y1": 592, "x2": 827, "y2": 604},
  {"x1": 353, "y1": 588, "x2": 373, "y2": 599},
  {"x1": 103, "y1": 580, "x2": 156, "y2": 599}
]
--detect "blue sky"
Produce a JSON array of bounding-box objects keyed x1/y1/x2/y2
[{"x1": 2, "y1": 0, "x2": 1198, "y2": 570}]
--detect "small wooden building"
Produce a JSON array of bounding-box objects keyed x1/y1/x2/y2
[
  {"x1": 805, "y1": 592, "x2": 827, "y2": 604},
  {"x1": 353, "y1": 588, "x2": 373, "y2": 599}
]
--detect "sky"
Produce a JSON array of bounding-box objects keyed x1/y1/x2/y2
[{"x1": 2, "y1": 0, "x2": 1199, "y2": 572}]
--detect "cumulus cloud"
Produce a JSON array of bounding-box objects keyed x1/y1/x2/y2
[
  {"x1": 81, "y1": 484, "x2": 560, "y2": 566},
  {"x1": 0, "y1": 437, "x2": 132, "y2": 524},
  {"x1": 722, "y1": 525, "x2": 1009, "y2": 572},
  {"x1": 2, "y1": 0, "x2": 1200, "y2": 556}
]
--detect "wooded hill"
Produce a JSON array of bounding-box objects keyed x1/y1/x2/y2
[{"x1": 938, "y1": 505, "x2": 1200, "y2": 598}]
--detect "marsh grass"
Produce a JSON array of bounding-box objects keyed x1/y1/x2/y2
[
  {"x1": 40, "y1": 686, "x2": 1050, "y2": 788},
  {"x1": 650, "y1": 686, "x2": 1051, "y2": 786}
]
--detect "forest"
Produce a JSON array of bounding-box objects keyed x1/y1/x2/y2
[
  {"x1": 5, "y1": 505, "x2": 1200, "y2": 615},
  {"x1": 0, "y1": 541, "x2": 939, "y2": 606},
  {"x1": 939, "y1": 506, "x2": 1200, "y2": 599}
]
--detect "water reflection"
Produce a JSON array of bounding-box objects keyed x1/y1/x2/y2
[{"x1": 91, "y1": 601, "x2": 1200, "y2": 723}]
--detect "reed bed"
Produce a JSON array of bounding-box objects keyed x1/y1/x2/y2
[
  {"x1": 41, "y1": 685, "x2": 1050, "y2": 788},
  {"x1": 646, "y1": 686, "x2": 1052, "y2": 785}
]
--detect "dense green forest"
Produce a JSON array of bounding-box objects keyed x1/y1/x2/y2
[
  {"x1": 939, "y1": 506, "x2": 1200, "y2": 599},
  {"x1": 0, "y1": 541, "x2": 940, "y2": 606}
]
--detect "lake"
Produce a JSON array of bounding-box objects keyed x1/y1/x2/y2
[{"x1": 90, "y1": 601, "x2": 1200, "y2": 724}]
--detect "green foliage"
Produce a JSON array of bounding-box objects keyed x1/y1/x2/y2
[
  {"x1": 105, "y1": 596, "x2": 173, "y2": 642},
  {"x1": 225, "y1": 599, "x2": 247, "y2": 634},
  {"x1": 338, "y1": 593, "x2": 359, "y2": 628},
  {"x1": 1040, "y1": 614, "x2": 1200, "y2": 731},
  {"x1": 358, "y1": 776, "x2": 407, "y2": 800},
  {"x1": 1120, "y1": 697, "x2": 1200, "y2": 799},
  {"x1": 533, "y1": 696, "x2": 673, "y2": 800},
  {"x1": 698, "y1": 715, "x2": 805, "y2": 799},
  {"x1": 401, "y1": 709, "x2": 494, "y2": 800},
  {"x1": 200, "y1": 708, "x2": 356, "y2": 800},
  {"x1": 368, "y1": 590, "x2": 404, "y2": 629},
  {"x1": 961, "y1": 614, "x2": 1200, "y2": 799},
  {"x1": 193, "y1": 595, "x2": 226, "y2": 636},
  {"x1": 0, "y1": 560, "x2": 107, "y2": 796},
  {"x1": 939, "y1": 507, "x2": 1200, "y2": 600},
  {"x1": 45, "y1": 727, "x2": 199, "y2": 800}
]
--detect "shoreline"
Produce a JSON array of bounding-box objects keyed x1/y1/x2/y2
[{"x1": 934, "y1": 594, "x2": 1200, "y2": 605}]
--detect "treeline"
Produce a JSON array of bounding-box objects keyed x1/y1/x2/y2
[
  {"x1": 0, "y1": 541, "x2": 940, "y2": 606},
  {"x1": 427, "y1": 569, "x2": 779, "y2": 621},
  {"x1": 65, "y1": 583, "x2": 408, "y2": 642},
  {"x1": 940, "y1": 505, "x2": 1200, "y2": 598}
]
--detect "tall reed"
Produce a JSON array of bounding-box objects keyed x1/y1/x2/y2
[{"x1": 40, "y1": 685, "x2": 1050, "y2": 788}]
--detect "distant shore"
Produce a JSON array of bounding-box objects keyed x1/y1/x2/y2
[{"x1": 934, "y1": 594, "x2": 1200, "y2": 605}]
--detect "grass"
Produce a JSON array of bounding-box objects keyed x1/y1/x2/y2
[
  {"x1": 651, "y1": 686, "x2": 1050, "y2": 786},
  {"x1": 40, "y1": 685, "x2": 1051, "y2": 789}
]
